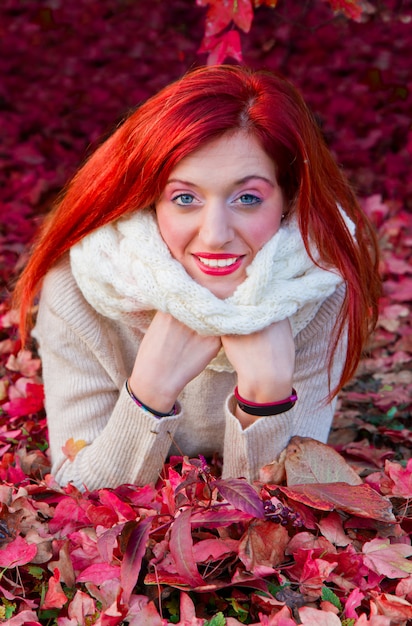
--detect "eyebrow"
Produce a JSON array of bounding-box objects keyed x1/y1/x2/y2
[{"x1": 166, "y1": 175, "x2": 275, "y2": 187}]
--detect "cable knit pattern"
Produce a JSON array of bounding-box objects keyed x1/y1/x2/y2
[{"x1": 70, "y1": 209, "x2": 354, "y2": 340}]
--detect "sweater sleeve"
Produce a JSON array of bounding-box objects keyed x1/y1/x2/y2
[
  {"x1": 33, "y1": 259, "x2": 182, "y2": 491},
  {"x1": 221, "y1": 284, "x2": 347, "y2": 482}
]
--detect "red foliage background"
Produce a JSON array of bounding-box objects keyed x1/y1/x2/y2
[{"x1": 0, "y1": 1, "x2": 411, "y2": 624}]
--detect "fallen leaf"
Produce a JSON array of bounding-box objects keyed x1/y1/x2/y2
[
  {"x1": 214, "y1": 478, "x2": 265, "y2": 518},
  {"x1": 238, "y1": 520, "x2": 289, "y2": 575},
  {"x1": 283, "y1": 437, "x2": 363, "y2": 486},
  {"x1": 278, "y1": 483, "x2": 395, "y2": 522},
  {"x1": 362, "y1": 538, "x2": 412, "y2": 578},
  {"x1": 169, "y1": 508, "x2": 205, "y2": 587}
]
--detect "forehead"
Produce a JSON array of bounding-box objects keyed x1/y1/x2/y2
[{"x1": 168, "y1": 131, "x2": 277, "y2": 182}]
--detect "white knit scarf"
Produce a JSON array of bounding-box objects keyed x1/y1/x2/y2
[{"x1": 70, "y1": 209, "x2": 353, "y2": 371}]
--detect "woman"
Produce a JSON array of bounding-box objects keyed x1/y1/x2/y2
[{"x1": 15, "y1": 65, "x2": 380, "y2": 491}]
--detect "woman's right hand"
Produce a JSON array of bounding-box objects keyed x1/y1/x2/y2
[{"x1": 129, "y1": 311, "x2": 221, "y2": 413}]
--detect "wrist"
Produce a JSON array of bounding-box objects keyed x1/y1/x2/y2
[
  {"x1": 236, "y1": 379, "x2": 293, "y2": 405},
  {"x1": 126, "y1": 379, "x2": 177, "y2": 417}
]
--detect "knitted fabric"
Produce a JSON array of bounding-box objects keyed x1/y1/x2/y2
[{"x1": 70, "y1": 209, "x2": 353, "y2": 362}]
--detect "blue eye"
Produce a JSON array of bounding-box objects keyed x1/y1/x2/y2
[
  {"x1": 173, "y1": 193, "x2": 195, "y2": 205},
  {"x1": 238, "y1": 194, "x2": 262, "y2": 205}
]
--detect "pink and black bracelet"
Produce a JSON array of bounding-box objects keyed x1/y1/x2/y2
[
  {"x1": 234, "y1": 386, "x2": 298, "y2": 416},
  {"x1": 125, "y1": 380, "x2": 177, "y2": 418}
]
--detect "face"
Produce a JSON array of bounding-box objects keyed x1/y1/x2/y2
[{"x1": 155, "y1": 131, "x2": 285, "y2": 299}]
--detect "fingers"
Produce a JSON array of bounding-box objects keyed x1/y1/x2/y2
[{"x1": 129, "y1": 312, "x2": 221, "y2": 412}]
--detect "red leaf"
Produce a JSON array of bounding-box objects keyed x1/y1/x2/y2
[
  {"x1": 42, "y1": 568, "x2": 68, "y2": 610},
  {"x1": 370, "y1": 592, "x2": 412, "y2": 621},
  {"x1": 120, "y1": 517, "x2": 152, "y2": 604},
  {"x1": 0, "y1": 535, "x2": 37, "y2": 567},
  {"x1": 238, "y1": 520, "x2": 289, "y2": 576},
  {"x1": 214, "y1": 478, "x2": 265, "y2": 518},
  {"x1": 76, "y1": 563, "x2": 121, "y2": 585},
  {"x1": 326, "y1": 0, "x2": 363, "y2": 20},
  {"x1": 278, "y1": 483, "x2": 395, "y2": 522},
  {"x1": 190, "y1": 506, "x2": 256, "y2": 528},
  {"x1": 199, "y1": 30, "x2": 243, "y2": 65},
  {"x1": 384, "y1": 458, "x2": 412, "y2": 497},
  {"x1": 193, "y1": 537, "x2": 238, "y2": 562},
  {"x1": 199, "y1": 0, "x2": 253, "y2": 36},
  {"x1": 169, "y1": 508, "x2": 205, "y2": 587}
]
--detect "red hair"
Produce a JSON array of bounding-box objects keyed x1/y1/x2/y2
[{"x1": 14, "y1": 65, "x2": 380, "y2": 395}]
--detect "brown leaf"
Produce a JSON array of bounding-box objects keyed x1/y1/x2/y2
[
  {"x1": 238, "y1": 520, "x2": 289, "y2": 576},
  {"x1": 283, "y1": 437, "x2": 363, "y2": 486}
]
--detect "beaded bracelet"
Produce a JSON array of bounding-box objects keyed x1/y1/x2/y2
[
  {"x1": 125, "y1": 380, "x2": 177, "y2": 418},
  {"x1": 234, "y1": 386, "x2": 298, "y2": 416}
]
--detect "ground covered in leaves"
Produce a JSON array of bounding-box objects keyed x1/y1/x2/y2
[{"x1": 0, "y1": 1, "x2": 411, "y2": 624}]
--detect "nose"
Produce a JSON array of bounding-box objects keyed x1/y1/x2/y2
[{"x1": 197, "y1": 201, "x2": 234, "y2": 249}]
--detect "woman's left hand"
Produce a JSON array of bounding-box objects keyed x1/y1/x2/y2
[{"x1": 221, "y1": 318, "x2": 295, "y2": 405}]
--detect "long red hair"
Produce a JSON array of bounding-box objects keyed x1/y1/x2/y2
[{"x1": 14, "y1": 64, "x2": 380, "y2": 395}]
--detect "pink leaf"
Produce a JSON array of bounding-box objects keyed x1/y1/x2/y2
[
  {"x1": 120, "y1": 516, "x2": 152, "y2": 604},
  {"x1": 169, "y1": 508, "x2": 205, "y2": 587},
  {"x1": 0, "y1": 610, "x2": 42, "y2": 626},
  {"x1": 0, "y1": 535, "x2": 37, "y2": 567},
  {"x1": 344, "y1": 588, "x2": 365, "y2": 619},
  {"x1": 214, "y1": 478, "x2": 265, "y2": 518},
  {"x1": 299, "y1": 606, "x2": 342, "y2": 624},
  {"x1": 76, "y1": 562, "x2": 121, "y2": 585},
  {"x1": 362, "y1": 538, "x2": 412, "y2": 578},
  {"x1": 66, "y1": 590, "x2": 96, "y2": 622},
  {"x1": 193, "y1": 537, "x2": 238, "y2": 562},
  {"x1": 384, "y1": 458, "x2": 412, "y2": 497},
  {"x1": 199, "y1": 30, "x2": 243, "y2": 65}
]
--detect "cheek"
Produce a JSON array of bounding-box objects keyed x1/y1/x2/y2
[
  {"x1": 156, "y1": 211, "x2": 189, "y2": 259},
  {"x1": 247, "y1": 218, "x2": 281, "y2": 251}
]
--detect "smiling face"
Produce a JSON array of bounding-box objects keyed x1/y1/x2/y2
[{"x1": 155, "y1": 131, "x2": 285, "y2": 299}]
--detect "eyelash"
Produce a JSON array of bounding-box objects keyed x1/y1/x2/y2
[
  {"x1": 236, "y1": 194, "x2": 262, "y2": 205},
  {"x1": 172, "y1": 193, "x2": 196, "y2": 206},
  {"x1": 171, "y1": 193, "x2": 263, "y2": 207}
]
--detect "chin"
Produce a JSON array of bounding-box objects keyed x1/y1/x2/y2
[{"x1": 206, "y1": 284, "x2": 238, "y2": 300}]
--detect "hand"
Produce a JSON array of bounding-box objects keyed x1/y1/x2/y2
[
  {"x1": 129, "y1": 311, "x2": 221, "y2": 413},
  {"x1": 221, "y1": 318, "x2": 295, "y2": 404}
]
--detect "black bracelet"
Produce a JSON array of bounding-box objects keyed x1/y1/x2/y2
[
  {"x1": 234, "y1": 387, "x2": 297, "y2": 416},
  {"x1": 125, "y1": 380, "x2": 177, "y2": 418}
]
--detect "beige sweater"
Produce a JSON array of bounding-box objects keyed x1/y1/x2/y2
[{"x1": 33, "y1": 255, "x2": 347, "y2": 492}]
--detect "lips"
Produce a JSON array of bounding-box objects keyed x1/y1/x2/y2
[{"x1": 193, "y1": 253, "x2": 244, "y2": 276}]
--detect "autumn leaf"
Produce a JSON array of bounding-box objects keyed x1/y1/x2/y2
[
  {"x1": 120, "y1": 517, "x2": 152, "y2": 604},
  {"x1": 169, "y1": 508, "x2": 205, "y2": 587},
  {"x1": 61, "y1": 437, "x2": 87, "y2": 461},
  {"x1": 299, "y1": 605, "x2": 342, "y2": 625},
  {"x1": 278, "y1": 483, "x2": 396, "y2": 522},
  {"x1": 384, "y1": 458, "x2": 412, "y2": 497},
  {"x1": 370, "y1": 592, "x2": 412, "y2": 621},
  {"x1": 76, "y1": 562, "x2": 121, "y2": 585},
  {"x1": 41, "y1": 568, "x2": 68, "y2": 610},
  {"x1": 362, "y1": 538, "x2": 412, "y2": 579},
  {"x1": 283, "y1": 437, "x2": 363, "y2": 486},
  {"x1": 238, "y1": 520, "x2": 289, "y2": 576},
  {"x1": 0, "y1": 535, "x2": 37, "y2": 567},
  {"x1": 214, "y1": 478, "x2": 265, "y2": 518}
]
